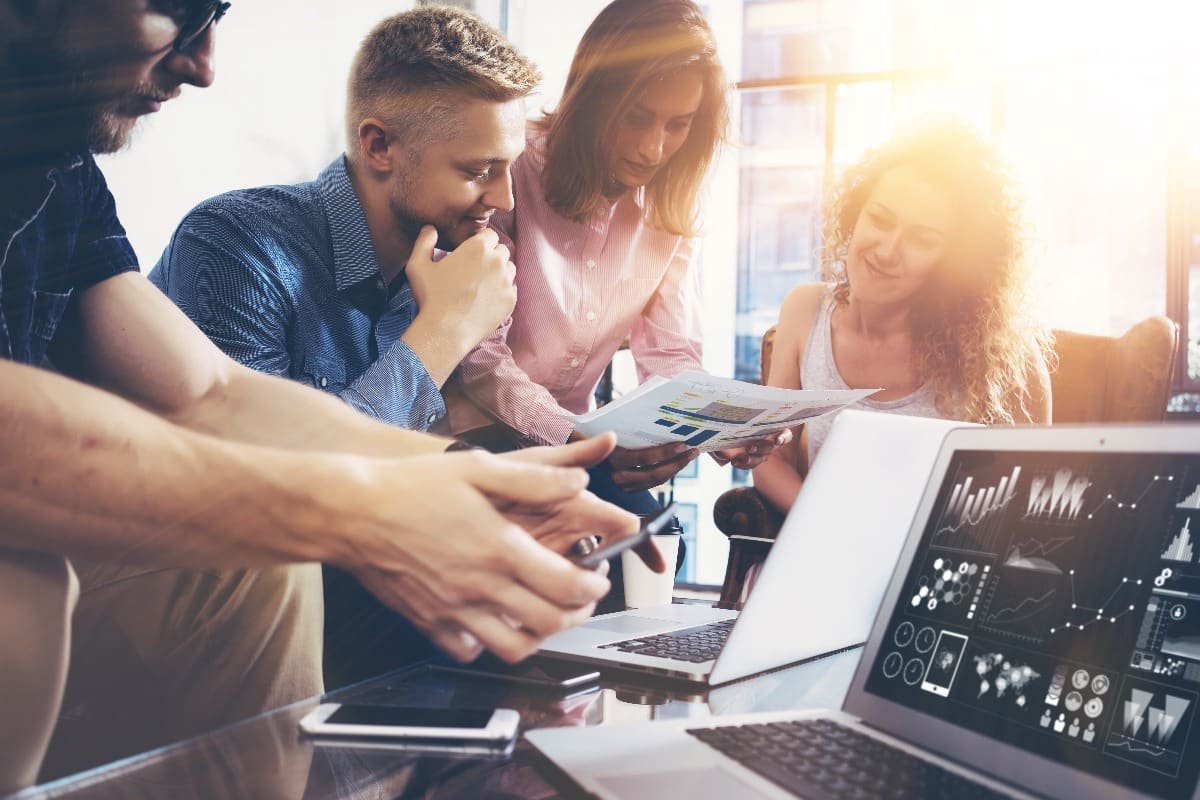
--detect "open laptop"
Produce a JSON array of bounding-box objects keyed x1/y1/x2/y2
[
  {"x1": 529, "y1": 423, "x2": 1200, "y2": 800},
  {"x1": 538, "y1": 409, "x2": 969, "y2": 685}
]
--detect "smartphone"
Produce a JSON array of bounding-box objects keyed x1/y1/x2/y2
[
  {"x1": 298, "y1": 703, "x2": 519, "y2": 743},
  {"x1": 430, "y1": 654, "x2": 600, "y2": 691},
  {"x1": 306, "y1": 735, "x2": 516, "y2": 758},
  {"x1": 920, "y1": 630, "x2": 969, "y2": 697},
  {"x1": 572, "y1": 502, "x2": 677, "y2": 569}
]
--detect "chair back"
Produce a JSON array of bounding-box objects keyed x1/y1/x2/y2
[
  {"x1": 760, "y1": 326, "x2": 777, "y2": 384},
  {"x1": 1050, "y1": 316, "x2": 1179, "y2": 423}
]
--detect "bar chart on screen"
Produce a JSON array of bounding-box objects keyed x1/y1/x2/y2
[{"x1": 932, "y1": 466, "x2": 1020, "y2": 554}]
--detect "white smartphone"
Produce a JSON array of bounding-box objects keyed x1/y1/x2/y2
[{"x1": 298, "y1": 703, "x2": 520, "y2": 743}]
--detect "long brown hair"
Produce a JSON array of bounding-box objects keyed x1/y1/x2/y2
[
  {"x1": 824, "y1": 121, "x2": 1051, "y2": 424},
  {"x1": 540, "y1": 0, "x2": 728, "y2": 237}
]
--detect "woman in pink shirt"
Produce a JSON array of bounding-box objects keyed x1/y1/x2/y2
[{"x1": 449, "y1": 0, "x2": 784, "y2": 603}]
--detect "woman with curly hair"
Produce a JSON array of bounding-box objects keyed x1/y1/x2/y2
[{"x1": 753, "y1": 122, "x2": 1052, "y2": 515}]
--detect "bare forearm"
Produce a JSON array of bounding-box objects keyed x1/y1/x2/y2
[
  {"x1": 165, "y1": 361, "x2": 451, "y2": 457},
  {"x1": 0, "y1": 360, "x2": 346, "y2": 567},
  {"x1": 71, "y1": 274, "x2": 449, "y2": 459},
  {"x1": 752, "y1": 453, "x2": 804, "y2": 515}
]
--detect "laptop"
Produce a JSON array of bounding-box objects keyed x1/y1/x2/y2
[
  {"x1": 529, "y1": 423, "x2": 1200, "y2": 800},
  {"x1": 538, "y1": 409, "x2": 969, "y2": 685}
]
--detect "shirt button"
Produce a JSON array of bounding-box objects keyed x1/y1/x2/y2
[
  {"x1": 586, "y1": 259, "x2": 596, "y2": 269},
  {"x1": 427, "y1": 413, "x2": 439, "y2": 426},
  {"x1": 570, "y1": 357, "x2": 580, "y2": 367},
  {"x1": 319, "y1": 376, "x2": 328, "y2": 388},
  {"x1": 376, "y1": 278, "x2": 385, "y2": 291},
  {"x1": 586, "y1": 311, "x2": 597, "y2": 321}
]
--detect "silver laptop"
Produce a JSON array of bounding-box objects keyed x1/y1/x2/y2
[
  {"x1": 538, "y1": 410, "x2": 968, "y2": 684},
  {"x1": 529, "y1": 423, "x2": 1200, "y2": 800}
]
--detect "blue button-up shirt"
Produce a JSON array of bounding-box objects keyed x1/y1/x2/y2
[
  {"x1": 1, "y1": 154, "x2": 138, "y2": 366},
  {"x1": 150, "y1": 156, "x2": 445, "y2": 430}
]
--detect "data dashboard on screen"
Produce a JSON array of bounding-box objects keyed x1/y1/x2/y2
[{"x1": 865, "y1": 450, "x2": 1200, "y2": 799}]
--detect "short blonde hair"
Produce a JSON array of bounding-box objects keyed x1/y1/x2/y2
[{"x1": 345, "y1": 7, "x2": 541, "y2": 160}]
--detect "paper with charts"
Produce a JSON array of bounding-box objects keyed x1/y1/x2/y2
[{"x1": 568, "y1": 371, "x2": 875, "y2": 452}]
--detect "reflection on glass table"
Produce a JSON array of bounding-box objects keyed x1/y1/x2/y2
[{"x1": 11, "y1": 648, "x2": 862, "y2": 800}]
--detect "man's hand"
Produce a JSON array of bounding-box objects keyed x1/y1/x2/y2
[
  {"x1": 607, "y1": 441, "x2": 698, "y2": 493},
  {"x1": 709, "y1": 429, "x2": 793, "y2": 470},
  {"x1": 403, "y1": 226, "x2": 516, "y2": 385},
  {"x1": 336, "y1": 440, "x2": 641, "y2": 664},
  {"x1": 499, "y1": 434, "x2": 666, "y2": 573}
]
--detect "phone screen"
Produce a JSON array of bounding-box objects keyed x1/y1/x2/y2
[{"x1": 325, "y1": 705, "x2": 492, "y2": 729}]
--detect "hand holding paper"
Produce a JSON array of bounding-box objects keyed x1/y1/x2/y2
[{"x1": 570, "y1": 371, "x2": 874, "y2": 453}]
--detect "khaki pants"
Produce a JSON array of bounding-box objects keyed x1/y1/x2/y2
[{"x1": 0, "y1": 550, "x2": 323, "y2": 794}]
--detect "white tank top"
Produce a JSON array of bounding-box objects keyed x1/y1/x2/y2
[{"x1": 799, "y1": 289, "x2": 945, "y2": 463}]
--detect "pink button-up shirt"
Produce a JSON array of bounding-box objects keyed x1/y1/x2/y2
[{"x1": 447, "y1": 126, "x2": 704, "y2": 445}]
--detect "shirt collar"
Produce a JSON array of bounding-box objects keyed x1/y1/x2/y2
[
  {"x1": 0, "y1": 152, "x2": 85, "y2": 239},
  {"x1": 316, "y1": 155, "x2": 382, "y2": 292}
]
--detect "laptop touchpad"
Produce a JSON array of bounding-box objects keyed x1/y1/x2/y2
[
  {"x1": 599, "y1": 767, "x2": 773, "y2": 799},
  {"x1": 584, "y1": 615, "x2": 675, "y2": 634}
]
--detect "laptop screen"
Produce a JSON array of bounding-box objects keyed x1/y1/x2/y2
[{"x1": 864, "y1": 448, "x2": 1200, "y2": 799}]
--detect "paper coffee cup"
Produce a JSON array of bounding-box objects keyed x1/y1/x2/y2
[{"x1": 621, "y1": 532, "x2": 680, "y2": 609}]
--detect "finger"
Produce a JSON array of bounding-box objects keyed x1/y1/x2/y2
[
  {"x1": 453, "y1": 607, "x2": 545, "y2": 663},
  {"x1": 474, "y1": 578, "x2": 598, "y2": 640},
  {"x1": 463, "y1": 450, "x2": 591, "y2": 506},
  {"x1": 429, "y1": 624, "x2": 484, "y2": 663},
  {"x1": 468, "y1": 226, "x2": 500, "y2": 247},
  {"x1": 748, "y1": 437, "x2": 781, "y2": 455},
  {"x1": 412, "y1": 224, "x2": 439, "y2": 257},
  {"x1": 709, "y1": 451, "x2": 731, "y2": 466},
  {"x1": 610, "y1": 449, "x2": 697, "y2": 489},
  {"x1": 608, "y1": 441, "x2": 688, "y2": 470},
  {"x1": 355, "y1": 570, "x2": 485, "y2": 662},
  {"x1": 501, "y1": 525, "x2": 613, "y2": 607},
  {"x1": 637, "y1": 441, "x2": 693, "y2": 465},
  {"x1": 503, "y1": 432, "x2": 618, "y2": 470},
  {"x1": 732, "y1": 455, "x2": 764, "y2": 470},
  {"x1": 633, "y1": 536, "x2": 668, "y2": 573},
  {"x1": 518, "y1": 491, "x2": 639, "y2": 550}
]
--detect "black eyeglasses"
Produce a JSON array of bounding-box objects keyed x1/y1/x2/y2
[{"x1": 173, "y1": 1, "x2": 231, "y2": 53}]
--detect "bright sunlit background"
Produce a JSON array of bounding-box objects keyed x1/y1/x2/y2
[{"x1": 101, "y1": 0, "x2": 1200, "y2": 587}]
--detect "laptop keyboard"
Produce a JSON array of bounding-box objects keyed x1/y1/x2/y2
[
  {"x1": 597, "y1": 619, "x2": 734, "y2": 663},
  {"x1": 687, "y1": 718, "x2": 1014, "y2": 799}
]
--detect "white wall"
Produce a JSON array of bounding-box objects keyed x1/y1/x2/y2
[{"x1": 503, "y1": 0, "x2": 612, "y2": 114}]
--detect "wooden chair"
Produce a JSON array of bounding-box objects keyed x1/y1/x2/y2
[{"x1": 712, "y1": 316, "x2": 1180, "y2": 609}]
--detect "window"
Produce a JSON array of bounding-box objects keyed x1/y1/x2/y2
[{"x1": 507, "y1": 0, "x2": 1193, "y2": 587}]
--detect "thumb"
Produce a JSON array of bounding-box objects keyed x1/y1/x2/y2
[
  {"x1": 463, "y1": 453, "x2": 590, "y2": 506},
  {"x1": 411, "y1": 225, "x2": 439, "y2": 262},
  {"x1": 504, "y1": 432, "x2": 617, "y2": 470}
]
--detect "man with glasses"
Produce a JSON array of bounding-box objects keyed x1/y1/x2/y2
[{"x1": 0, "y1": 1, "x2": 645, "y2": 790}]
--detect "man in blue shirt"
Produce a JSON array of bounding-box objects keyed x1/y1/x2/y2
[
  {"x1": 0, "y1": 1, "x2": 646, "y2": 790},
  {"x1": 149, "y1": 7, "x2": 543, "y2": 686},
  {"x1": 151, "y1": 7, "x2": 530, "y2": 435}
]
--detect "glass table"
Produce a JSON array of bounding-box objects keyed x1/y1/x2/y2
[{"x1": 12, "y1": 647, "x2": 862, "y2": 799}]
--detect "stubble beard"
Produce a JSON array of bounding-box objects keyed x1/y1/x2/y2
[{"x1": 388, "y1": 178, "x2": 462, "y2": 252}]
